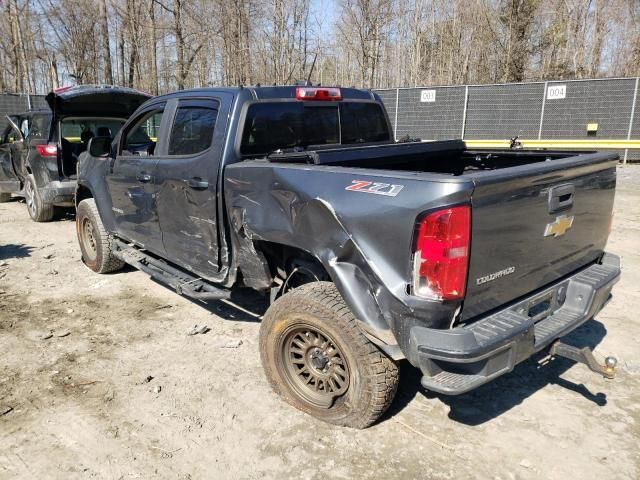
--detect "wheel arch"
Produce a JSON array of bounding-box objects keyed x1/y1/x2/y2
[
  {"x1": 237, "y1": 234, "x2": 399, "y2": 351},
  {"x1": 75, "y1": 182, "x2": 95, "y2": 207}
]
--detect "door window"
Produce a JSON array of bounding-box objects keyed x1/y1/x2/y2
[
  {"x1": 28, "y1": 114, "x2": 51, "y2": 140},
  {"x1": 121, "y1": 109, "x2": 164, "y2": 156},
  {"x1": 1, "y1": 125, "x2": 19, "y2": 144},
  {"x1": 167, "y1": 99, "x2": 219, "y2": 156}
]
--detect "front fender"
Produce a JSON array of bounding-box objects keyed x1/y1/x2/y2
[{"x1": 77, "y1": 153, "x2": 117, "y2": 232}]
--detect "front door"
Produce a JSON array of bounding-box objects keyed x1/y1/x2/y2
[
  {"x1": 0, "y1": 117, "x2": 24, "y2": 193},
  {"x1": 154, "y1": 96, "x2": 227, "y2": 279},
  {"x1": 106, "y1": 103, "x2": 167, "y2": 255}
]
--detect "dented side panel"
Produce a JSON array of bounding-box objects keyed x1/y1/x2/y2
[{"x1": 224, "y1": 162, "x2": 475, "y2": 350}]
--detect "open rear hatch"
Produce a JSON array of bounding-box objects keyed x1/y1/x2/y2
[
  {"x1": 45, "y1": 85, "x2": 150, "y2": 118},
  {"x1": 46, "y1": 85, "x2": 151, "y2": 178},
  {"x1": 461, "y1": 152, "x2": 617, "y2": 322}
]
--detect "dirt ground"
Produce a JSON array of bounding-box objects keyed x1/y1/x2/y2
[{"x1": 1, "y1": 167, "x2": 639, "y2": 480}]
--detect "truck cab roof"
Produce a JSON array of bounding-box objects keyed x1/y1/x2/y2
[{"x1": 152, "y1": 85, "x2": 378, "y2": 102}]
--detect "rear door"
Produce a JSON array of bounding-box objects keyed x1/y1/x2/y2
[
  {"x1": 461, "y1": 154, "x2": 617, "y2": 321},
  {"x1": 106, "y1": 102, "x2": 167, "y2": 255},
  {"x1": 154, "y1": 95, "x2": 228, "y2": 279},
  {"x1": 0, "y1": 117, "x2": 23, "y2": 192}
]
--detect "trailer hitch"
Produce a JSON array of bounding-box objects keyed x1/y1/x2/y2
[{"x1": 550, "y1": 341, "x2": 617, "y2": 379}]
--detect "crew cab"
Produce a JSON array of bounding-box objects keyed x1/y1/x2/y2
[
  {"x1": 75, "y1": 85, "x2": 620, "y2": 428},
  {"x1": 0, "y1": 85, "x2": 149, "y2": 221}
]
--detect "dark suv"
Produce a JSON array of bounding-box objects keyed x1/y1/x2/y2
[{"x1": 0, "y1": 85, "x2": 149, "y2": 221}]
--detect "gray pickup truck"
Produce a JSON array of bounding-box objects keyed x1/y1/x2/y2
[{"x1": 75, "y1": 85, "x2": 620, "y2": 428}]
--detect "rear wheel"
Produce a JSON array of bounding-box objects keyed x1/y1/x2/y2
[
  {"x1": 24, "y1": 174, "x2": 54, "y2": 222},
  {"x1": 260, "y1": 282, "x2": 399, "y2": 429},
  {"x1": 0, "y1": 193, "x2": 11, "y2": 203},
  {"x1": 76, "y1": 198, "x2": 125, "y2": 273}
]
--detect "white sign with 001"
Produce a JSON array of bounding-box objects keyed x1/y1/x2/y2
[{"x1": 420, "y1": 90, "x2": 436, "y2": 102}]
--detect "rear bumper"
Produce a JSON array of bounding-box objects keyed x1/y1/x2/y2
[
  {"x1": 40, "y1": 179, "x2": 76, "y2": 206},
  {"x1": 409, "y1": 254, "x2": 621, "y2": 395}
]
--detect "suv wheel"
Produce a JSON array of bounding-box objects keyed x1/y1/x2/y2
[
  {"x1": 76, "y1": 198, "x2": 125, "y2": 273},
  {"x1": 24, "y1": 174, "x2": 54, "y2": 222},
  {"x1": 260, "y1": 281, "x2": 399, "y2": 429},
  {"x1": 0, "y1": 193, "x2": 11, "y2": 203}
]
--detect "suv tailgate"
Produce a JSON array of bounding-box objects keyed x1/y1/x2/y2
[
  {"x1": 461, "y1": 152, "x2": 617, "y2": 322},
  {"x1": 45, "y1": 85, "x2": 150, "y2": 117}
]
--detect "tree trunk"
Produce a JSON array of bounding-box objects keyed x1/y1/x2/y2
[{"x1": 100, "y1": 0, "x2": 113, "y2": 84}]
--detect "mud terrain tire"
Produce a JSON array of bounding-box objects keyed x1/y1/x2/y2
[
  {"x1": 76, "y1": 198, "x2": 125, "y2": 273},
  {"x1": 260, "y1": 281, "x2": 399, "y2": 429}
]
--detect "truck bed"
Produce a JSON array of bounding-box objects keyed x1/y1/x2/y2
[{"x1": 264, "y1": 139, "x2": 583, "y2": 176}]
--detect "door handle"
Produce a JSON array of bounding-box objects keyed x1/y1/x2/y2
[
  {"x1": 136, "y1": 172, "x2": 152, "y2": 183},
  {"x1": 186, "y1": 177, "x2": 209, "y2": 190}
]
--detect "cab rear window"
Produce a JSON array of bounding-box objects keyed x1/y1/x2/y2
[{"x1": 240, "y1": 102, "x2": 390, "y2": 156}]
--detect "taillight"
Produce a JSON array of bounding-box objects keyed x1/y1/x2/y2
[
  {"x1": 53, "y1": 85, "x2": 73, "y2": 94},
  {"x1": 295, "y1": 87, "x2": 341, "y2": 101},
  {"x1": 36, "y1": 144, "x2": 58, "y2": 157},
  {"x1": 412, "y1": 205, "x2": 471, "y2": 301}
]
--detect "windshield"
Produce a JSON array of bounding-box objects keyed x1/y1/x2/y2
[{"x1": 240, "y1": 102, "x2": 391, "y2": 156}]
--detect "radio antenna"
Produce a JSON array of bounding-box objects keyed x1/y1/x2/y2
[{"x1": 306, "y1": 53, "x2": 318, "y2": 86}]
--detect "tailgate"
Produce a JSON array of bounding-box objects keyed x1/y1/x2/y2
[
  {"x1": 45, "y1": 85, "x2": 150, "y2": 117},
  {"x1": 461, "y1": 153, "x2": 617, "y2": 322}
]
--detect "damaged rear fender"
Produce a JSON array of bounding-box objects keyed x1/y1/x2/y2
[{"x1": 228, "y1": 195, "x2": 394, "y2": 343}]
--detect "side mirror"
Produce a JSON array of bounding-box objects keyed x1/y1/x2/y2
[{"x1": 88, "y1": 136, "x2": 112, "y2": 157}]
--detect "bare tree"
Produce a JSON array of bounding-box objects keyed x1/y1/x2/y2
[
  {"x1": 0, "y1": 0, "x2": 639, "y2": 95},
  {"x1": 336, "y1": 0, "x2": 394, "y2": 88}
]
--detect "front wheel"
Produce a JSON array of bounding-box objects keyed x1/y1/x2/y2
[
  {"x1": 76, "y1": 198, "x2": 125, "y2": 273},
  {"x1": 259, "y1": 282, "x2": 399, "y2": 429},
  {"x1": 24, "y1": 174, "x2": 54, "y2": 222}
]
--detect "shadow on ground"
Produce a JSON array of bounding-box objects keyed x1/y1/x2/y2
[
  {"x1": 120, "y1": 268, "x2": 612, "y2": 426},
  {"x1": 55, "y1": 207, "x2": 76, "y2": 222},
  {"x1": 383, "y1": 319, "x2": 609, "y2": 426},
  {"x1": 0, "y1": 243, "x2": 34, "y2": 260}
]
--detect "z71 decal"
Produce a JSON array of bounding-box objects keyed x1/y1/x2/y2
[{"x1": 345, "y1": 180, "x2": 404, "y2": 197}]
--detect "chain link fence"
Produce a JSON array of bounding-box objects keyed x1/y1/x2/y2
[
  {"x1": 3, "y1": 81, "x2": 640, "y2": 162},
  {"x1": 375, "y1": 77, "x2": 640, "y2": 163}
]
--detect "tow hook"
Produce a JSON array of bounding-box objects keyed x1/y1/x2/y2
[{"x1": 550, "y1": 341, "x2": 618, "y2": 379}]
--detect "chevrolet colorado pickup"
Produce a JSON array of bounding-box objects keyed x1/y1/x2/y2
[
  {"x1": 75, "y1": 85, "x2": 620, "y2": 428},
  {"x1": 0, "y1": 85, "x2": 149, "y2": 221}
]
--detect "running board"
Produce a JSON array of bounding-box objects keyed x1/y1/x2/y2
[{"x1": 113, "y1": 240, "x2": 231, "y2": 301}]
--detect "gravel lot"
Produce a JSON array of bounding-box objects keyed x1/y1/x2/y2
[{"x1": 1, "y1": 166, "x2": 639, "y2": 480}]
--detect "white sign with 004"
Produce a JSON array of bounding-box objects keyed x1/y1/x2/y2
[{"x1": 547, "y1": 84, "x2": 566, "y2": 100}]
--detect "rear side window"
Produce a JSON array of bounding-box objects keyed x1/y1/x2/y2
[
  {"x1": 240, "y1": 101, "x2": 390, "y2": 156},
  {"x1": 168, "y1": 99, "x2": 219, "y2": 156}
]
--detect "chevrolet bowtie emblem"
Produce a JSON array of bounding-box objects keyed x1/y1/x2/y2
[{"x1": 544, "y1": 215, "x2": 574, "y2": 237}]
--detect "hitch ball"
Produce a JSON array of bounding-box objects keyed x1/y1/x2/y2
[{"x1": 605, "y1": 356, "x2": 618, "y2": 375}]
